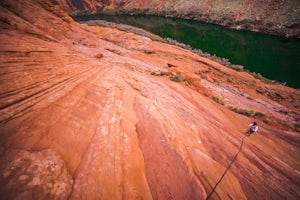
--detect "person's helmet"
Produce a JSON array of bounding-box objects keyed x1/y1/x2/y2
[{"x1": 253, "y1": 122, "x2": 257, "y2": 125}]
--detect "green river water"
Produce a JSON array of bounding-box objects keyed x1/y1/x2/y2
[{"x1": 74, "y1": 14, "x2": 300, "y2": 89}]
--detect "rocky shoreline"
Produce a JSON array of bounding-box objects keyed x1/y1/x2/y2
[
  {"x1": 79, "y1": 19, "x2": 286, "y2": 87},
  {"x1": 74, "y1": 11, "x2": 300, "y2": 38},
  {"x1": 68, "y1": 0, "x2": 300, "y2": 38}
]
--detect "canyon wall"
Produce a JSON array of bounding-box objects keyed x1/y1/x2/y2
[
  {"x1": 58, "y1": 0, "x2": 300, "y2": 37},
  {"x1": 0, "y1": 0, "x2": 299, "y2": 199}
]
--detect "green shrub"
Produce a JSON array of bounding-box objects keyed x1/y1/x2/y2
[
  {"x1": 170, "y1": 74, "x2": 185, "y2": 82},
  {"x1": 244, "y1": 110, "x2": 256, "y2": 117},
  {"x1": 151, "y1": 71, "x2": 162, "y2": 76},
  {"x1": 255, "y1": 112, "x2": 265, "y2": 117},
  {"x1": 227, "y1": 106, "x2": 264, "y2": 118},
  {"x1": 213, "y1": 94, "x2": 223, "y2": 105},
  {"x1": 231, "y1": 65, "x2": 244, "y2": 72},
  {"x1": 213, "y1": 79, "x2": 222, "y2": 85},
  {"x1": 294, "y1": 124, "x2": 300, "y2": 132}
]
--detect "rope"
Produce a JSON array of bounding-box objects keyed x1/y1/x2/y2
[{"x1": 206, "y1": 136, "x2": 246, "y2": 200}]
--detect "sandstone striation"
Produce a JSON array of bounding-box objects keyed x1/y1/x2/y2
[{"x1": 0, "y1": 0, "x2": 300, "y2": 199}]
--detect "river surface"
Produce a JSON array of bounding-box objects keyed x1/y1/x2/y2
[{"x1": 74, "y1": 14, "x2": 300, "y2": 88}]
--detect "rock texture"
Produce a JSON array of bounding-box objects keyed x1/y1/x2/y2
[
  {"x1": 0, "y1": 0, "x2": 300, "y2": 199},
  {"x1": 61, "y1": 0, "x2": 300, "y2": 37},
  {"x1": 0, "y1": 149, "x2": 73, "y2": 199}
]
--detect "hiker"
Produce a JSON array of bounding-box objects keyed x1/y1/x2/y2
[{"x1": 246, "y1": 122, "x2": 258, "y2": 136}]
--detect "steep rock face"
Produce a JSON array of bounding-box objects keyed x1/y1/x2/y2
[
  {"x1": 0, "y1": 0, "x2": 300, "y2": 199},
  {"x1": 60, "y1": 0, "x2": 300, "y2": 37}
]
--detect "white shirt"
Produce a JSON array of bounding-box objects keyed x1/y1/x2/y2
[{"x1": 249, "y1": 123, "x2": 259, "y2": 132}]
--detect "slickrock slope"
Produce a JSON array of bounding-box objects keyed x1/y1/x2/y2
[
  {"x1": 61, "y1": 0, "x2": 300, "y2": 37},
  {"x1": 0, "y1": 0, "x2": 300, "y2": 199}
]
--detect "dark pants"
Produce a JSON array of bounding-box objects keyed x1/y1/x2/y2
[{"x1": 246, "y1": 129, "x2": 255, "y2": 135}]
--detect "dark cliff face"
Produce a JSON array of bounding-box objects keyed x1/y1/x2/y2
[{"x1": 58, "y1": 0, "x2": 300, "y2": 37}]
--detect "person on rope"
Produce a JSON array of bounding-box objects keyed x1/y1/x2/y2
[{"x1": 246, "y1": 122, "x2": 259, "y2": 136}]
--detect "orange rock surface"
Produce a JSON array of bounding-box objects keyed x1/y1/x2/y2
[{"x1": 0, "y1": 0, "x2": 299, "y2": 199}]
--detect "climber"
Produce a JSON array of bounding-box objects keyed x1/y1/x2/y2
[{"x1": 246, "y1": 122, "x2": 258, "y2": 136}]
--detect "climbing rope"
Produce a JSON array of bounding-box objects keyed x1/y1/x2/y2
[{"x1": 206, "y1": 136, "x2": 246, "y2": 200}]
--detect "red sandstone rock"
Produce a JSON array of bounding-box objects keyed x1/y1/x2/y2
[
  {"x1": 0, "y1": 149, "x2": 73, "y2": 199},
  {"x1": 0, "y1": 0, "x2": 299, "y2": 199}
]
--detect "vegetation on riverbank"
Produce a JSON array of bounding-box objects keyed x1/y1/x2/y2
[{"x1": 80, "y1": 19, "x2": 288, "y2": 88}]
